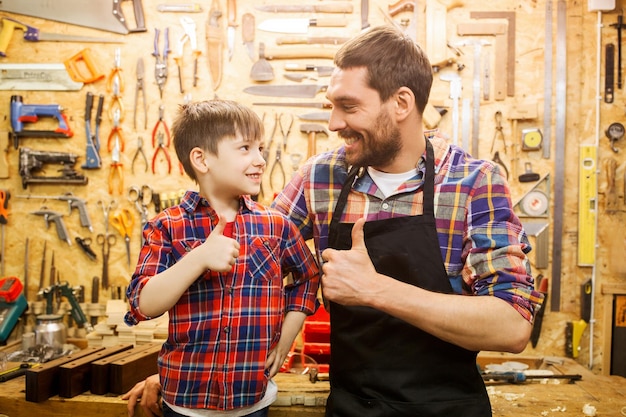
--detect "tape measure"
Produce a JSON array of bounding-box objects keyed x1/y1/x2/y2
[{"x1": 522, "y1": 128, "x2": 543, "y2": 150}]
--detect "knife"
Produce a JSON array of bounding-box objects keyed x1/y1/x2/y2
[
  {"x1": 253, "y1": 102, "x2": 333, "y2": 109},
  {"x1": 206, "y1": 0, "x2": 224, "y2": 91},
  {"x1": 242, "y1": 13, "x2": 255, "y2": 61},
  {"x1": 285, "y1": 63, "x2": 335, "y2": 77},
  {"x1": 361, "y1": 0, "x2": 370, "y2": 30},
  {"x1": 276, "y1": 36, "x2": 349, "y2": 45},
  {"x1": 255, "y1": 3, "x2": 354, "y2": 13},
  {"x1": 227, "y1": 0, "x2": 237, "y2": 61},
  {"x1": 244, "y1": 84, "x2": 328, "y2": 98},
  {"x1": 258, "y1": 17, "x2": 348, "y2": 34}
]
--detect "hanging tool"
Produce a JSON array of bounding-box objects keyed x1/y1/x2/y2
[
  {"x1": 108, "y1": 139, "x2": 124, "y2": 195},
  {"x1": 270, "y1": 113, "x2": 292, "y2": 192},
  {"x1": 18, "y1": 147, "x2": 88, "y2": 189},
  {"x1": 175, "y1": 17, "x2": 200, "y2": 93},
  {"x1": 0, "y1": 0, "x2": 147, "y2": 35},
  {"x1": 605, "y1": 121, "x2": 624, "y2": 153},
  {"x1": 134, "y1": 58, "x2": 147, "y2": 130},
  {"x1": 128, "y1": 185, "x2": 153, "y2": 246},
  {"x1": 0, "y1": 190, "x2": 9, "y2": 276},
  {"x1": 300, "y1": 124, "x2": 329, "y2": 159},
  {"x1": 16, "y1": 192, "x2": 93, "y2": 232},
  {"x1": 75, "y1": 236, "x2": 97, "y2": 261},
  {"x1": 611, "y1": 14, "x2": 625, "y2": 89},
  {"x1": 108, "y1": 74, "x2": 125, "y2": 124},
  {"x1": 0, "y1": 63, "x2": 83, "y2": 91},
  {"x1": 227, "y1": 0, "x2": 237, "y2": 61},
  {"x1": 0, "y1": 17, "x2": 123, "y2": 57},
  {"x1": 64, "y1": 48, "x2": 105, "y2": 84},
  {"x1": 9, "y1": 95, "x2": 73, "y2": 149},
  {"x1": 31, "y1": 207, "x2": 71, "y2": 245},
  {"x1": 257, "y1": 17, "x2": 348, "y2": 34},
  {"x1": 97, "y1": 233, "x2": 116, "y2": 290},
  {"x1": 605, "y1": 43, "x2": 615, "y2": 103},
  {"x1": 106, "y1": 48, "x2": 125, "y2": 97},
  {"x1": 604, "y1": 157, "x2": 618, "y2": 212},
  {"x1": 153, "y1": 28, "x2": 170, "y2": 98},
  {"x1": 158, "y1": 3, "x2": 203, "y2": 12},
  {"x1": 578, "y1": 145, "x2": 597, "y2": 266},
  {"x1": 242, "y1": 13, "x2": 256, "y2": 62},
  {"x1": 82, "y1": 92, "x2": 103, "y2": 170},
  {"x1": 491, "y1": 151, "x2": 509, "y2": 180},
  {"x1": 131, "y1": 137, "x2": 149, "y2": 174},
  {"x1": 152, "y1": 132, "x2": 172, "y2": 174},
  {"x1": 206, "y1": 0, "x2": 224, "y2": 92},
  {"x1": 490, "y1": 111, "x2": 506, "y2": 154},
  {"x1": 109, "y1": 208, "x2": 134, "y2": 267},
  {"x1": 439, "y1": 72, "x2": 461, "y2": 148},
  {"x1": 151, "y1": 105, "x2": 172, "y2": 155},
  {"x1": 259, "y1": 113, "x2": 278, "y2": 202},
  {"x1": 107, "y1": 108, "x2": 126, "y2": 153}
]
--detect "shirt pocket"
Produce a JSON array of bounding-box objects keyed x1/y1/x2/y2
[
  {"x1": 247, "y1": 236, "x2": 281, "y2": 282},
  {"x1": 170, "y1": 238, "x2": 202, "y2": 262}
]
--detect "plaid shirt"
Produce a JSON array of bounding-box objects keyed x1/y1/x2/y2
[
  {"x1": 272, "y1": 131, "x2": 543, "y2": 323},
  {"x1": 125, "y1": 191, "x2": 319, "y2": 411}
]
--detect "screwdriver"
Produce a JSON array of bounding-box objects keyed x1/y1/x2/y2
[
  {"x1": 481, "y1": 371, "x2": 582, "y2": 384},
  {"x1": 0, "y1": 189, "x2": 10, "y2": 276}
]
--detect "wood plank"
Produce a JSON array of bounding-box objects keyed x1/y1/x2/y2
[
  {"x1": 108, "y1": 344, "x2": 161, "y2": 394},
  {"x1": 90, "y1": 342, "x2": 161, "y2": 395},
  {"x1": 25, "y1": 346, "x2": 105, "y2": 403},
  {"x1": 59, "y1": 343, "x2": 133, "y2": 398}
]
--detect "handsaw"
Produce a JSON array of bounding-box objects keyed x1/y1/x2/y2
[{"x1": 0, "y1": 0, "x2": 146, "y2": 34}]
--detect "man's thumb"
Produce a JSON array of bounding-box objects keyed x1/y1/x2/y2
[{"x1": 351, "y1": 217, "x2": 367, "y2": 251}]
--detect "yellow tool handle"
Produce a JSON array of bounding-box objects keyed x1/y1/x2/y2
[
  {"x1": 64, "y1": 48, "x2": 105, "y2": 84},
  {"x1": 0, "y1": 18, "x2": 27, "y2": 57}
]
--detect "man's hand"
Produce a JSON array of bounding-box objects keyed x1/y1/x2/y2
[
  {"x1": 201, "y1": 216, "x2": 240, "y2": 272},
  {"x1": 321, "y1": 218, "x2": 379, "y2": 306},
  {"x1": 121, "y1": 374, "x2": 162, "y2": 417}
]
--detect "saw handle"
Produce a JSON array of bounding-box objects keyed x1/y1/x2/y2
[{"x1": 0, "y1": 18, "x2": 28, "y2": 57}]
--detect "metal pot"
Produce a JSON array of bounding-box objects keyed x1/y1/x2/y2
[{"x1": 35, "y1": 314, "x2": 67, "y2": 352}]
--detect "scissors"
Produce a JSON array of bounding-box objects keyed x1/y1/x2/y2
[
  {"x1": 109, "y1": 209, "x2": 135, "y2": 267},
  {"x1": 128, "y1": 185, "x2": 154, "y2": 245},
  {"x1": 97, "y1": 233, "x2": 117, "y2": 289},
  {"x1": 97, "y1": 199, "x2": 118, "y2": 233}
]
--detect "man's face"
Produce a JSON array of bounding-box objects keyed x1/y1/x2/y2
[{"x1": 326, "y1": 67, "x2": 402, "y2": 170}]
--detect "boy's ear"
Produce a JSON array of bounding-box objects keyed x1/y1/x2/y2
[{"x1": 190, "y1": 147, "x2": 209, "y2": 172}]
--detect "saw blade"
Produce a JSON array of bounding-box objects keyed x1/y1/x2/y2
[{"x1": 0, "y1": 63, "x2": 83, "y2": 91}]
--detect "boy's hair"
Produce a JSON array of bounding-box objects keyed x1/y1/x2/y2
[
  {"x1": 334, "y1": 25, "x2": 433, "y2": 115},
  {"x1": 172, "y1": 100, "x2": 264, "y2": 181}
]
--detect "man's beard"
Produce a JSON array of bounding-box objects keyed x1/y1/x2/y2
[{"x1": 340, "y1": 111, "x2": 402, "y2": 168}]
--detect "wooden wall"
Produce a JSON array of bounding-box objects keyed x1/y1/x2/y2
[{"x1": 1, "y1": 0, "x2": 625, "y2": 375}]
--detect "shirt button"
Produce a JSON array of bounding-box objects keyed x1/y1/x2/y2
[
  {"x1": 224, "y1": 326, "x2": 230, "y2": 334},
  {"x1": 382, "y1": 202, "x2": 390, "y2": 210}
]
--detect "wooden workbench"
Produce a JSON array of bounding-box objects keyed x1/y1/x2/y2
[{"x1": 0, "y1": 354, "x2": 625, "y2": 417}]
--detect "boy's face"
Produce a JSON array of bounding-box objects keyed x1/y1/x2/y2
[{"x1": 204, "y1": 134, "x2": 266, "y2": 197}]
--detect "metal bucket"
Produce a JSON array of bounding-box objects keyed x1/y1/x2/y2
[{"x1": 35, "y1": 314, "x2": 67, "y2": 352}]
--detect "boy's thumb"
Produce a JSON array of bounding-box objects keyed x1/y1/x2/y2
[
  {"x1": 213, "y1": 216, "x2": 227, "y2": 235},
  {"x1": 351, "y1": 217, "x2": 367, "y2": 251}
]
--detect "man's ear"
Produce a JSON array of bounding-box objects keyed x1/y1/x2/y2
[
  {"x1": 394, "y1": 87, "x2": 415, "y2": 122},
  {"x1": 190, "y1": 147, "x2": 209, "y2": 173}
]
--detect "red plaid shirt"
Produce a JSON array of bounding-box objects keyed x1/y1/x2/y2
[{"x1": 125, "y1": 191, "x2": 319, "y2": 410}]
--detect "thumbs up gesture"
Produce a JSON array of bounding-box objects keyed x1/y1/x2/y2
[
  {"x1": 201, "y1": 216, "x2": 240, "y2": 272},
  {"x1": 320, "y1": 218, "x2": 379, "y2": 306}
]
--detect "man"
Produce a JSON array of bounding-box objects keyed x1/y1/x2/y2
[{"x1": 124, "y1": 25, "x2": 543, "y2": 417}]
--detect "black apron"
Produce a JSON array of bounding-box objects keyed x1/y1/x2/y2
[{"x1": 325, "y1": 140, "x2": 492, "y2": 417}]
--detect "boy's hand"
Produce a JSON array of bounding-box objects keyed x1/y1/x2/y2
[{"x1": 202, "y1": 216, "x2": 240, "y2": 272}]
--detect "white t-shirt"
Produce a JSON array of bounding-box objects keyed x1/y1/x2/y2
[{"x1": 367, "y1": 166, "x2": 418, "y2": 198}]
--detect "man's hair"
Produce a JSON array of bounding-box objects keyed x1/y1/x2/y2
[
  {"x1": 334, "y1": 25, "x2": 433, "y2": 114},
  {"x1": 172, "y1": 99, "x2": 264, "y2": 181}
]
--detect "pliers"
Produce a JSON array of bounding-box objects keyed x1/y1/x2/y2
[
  {"x1": 134, "y1": 57, "x2": 148, "y2": 130},
  {"x1": 151, "y1": 105, "x2": 171, "y2": 147},
  {"x1": 109, "y1": 138, "x2": 124, "y2": 195},
  {"x1": 152, "y1": 132, "x2": 172, "y2": 174},
  {"x1": 270, "y1": 113, "x2": 292, "y2": 191},
  {"x1": 153, "y1": 28, "x2": 170, "y2": 98},
  {"x1": 131, "y1": 136, "x2": 148, "y2": 174},
  {"x1": 107, "y1": 108, "x2": 126, "y2": 153}
]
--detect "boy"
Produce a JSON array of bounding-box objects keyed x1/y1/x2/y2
[{"x1": 124, "y1": 100, "x2": 320, "y2": 417}]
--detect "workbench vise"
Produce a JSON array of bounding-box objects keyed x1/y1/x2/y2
[
  {"x1": 19, "y1": 147, "x2": 88, "y2": 189},
  {"x1": 10, "y1": 95, "x2": 73, "y2": 149}
]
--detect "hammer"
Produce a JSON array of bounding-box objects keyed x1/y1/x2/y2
[{"x1": 300, "y1": 123, "x2": 329, "y2": 159}]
